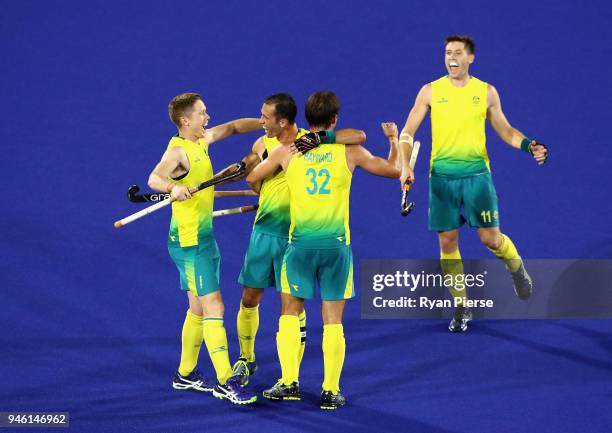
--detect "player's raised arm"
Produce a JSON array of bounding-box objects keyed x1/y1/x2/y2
[
  {"x1": 382, "y1": 122, "x2": 401, "y2": 171},
  {"x1": 399, "y1": 84, "x2": 431, "y2": 185},
  {"x1": 487, "y1": 84, "x2": 548, "y2": 165},
  {"x1": 346, "y1": 125, "x2": 401, "y2": 178},
  {"x1": 147, "y1": 147, "x2": 192, "y2": 201},
  {"x1": 204, "y1": 118, "x2": 262, "y2": 145}
]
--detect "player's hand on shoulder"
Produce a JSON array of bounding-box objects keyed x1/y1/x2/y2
[
  {"x1": 381, "y1": 122, "x2": 398, "y2": 139},
  {"x1": 529, "y1": 141, "x2": 548, "y2": 165},
  {"x1": 171, "y1": 184, "x2": 192, "y2": 201},
  {"x1": 293, "y1": 132, "x2": 322, "y2": 155}
]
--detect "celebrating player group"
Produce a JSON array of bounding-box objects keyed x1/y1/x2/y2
[{"x1": 120, "y1": 35, "x2": 548, "y2": 409}]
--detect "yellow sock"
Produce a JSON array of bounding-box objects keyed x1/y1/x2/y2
[
  {"x1": 236, "y1": 303, "x2": 259, "y2": 362},
  {"x1": 322, "y1": 324, "x2": 345, "y2": 394},
  {"x1": 440, "y1": 248, "x2": 467, "y2": 306},
  {"x1": 202, "y1": 317, "x2": 233, "y2": 384},
  {"x1": 297, "y1": 309, "x2": 307, "y2": 366},
  {"x1": 277, "y1": 315, "x2": 301, "y2": 385},
  {"x1": 178, "y1": 310, "x2": 203, "y2": 377},
  {"x1": 488, "y1": 234, "x2": 521, "y2": 272}
]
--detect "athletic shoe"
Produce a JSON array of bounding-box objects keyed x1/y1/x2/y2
[
  {"x1": 172, "y1": 370, "x2": 214, "y2": 392},
  {"x1": 448, "y1": 305, "x2": 473, "y2": 333},
  {"x1": 212, "y1": 376, "x2": 257, "y2": 405},
  {"x1": 231, "y1": 357, "x2": 258, "y2": 387},
  {"x1": 262, "y1": 380, "x2": 301, "y2": 401},
  {"x1": 320, "y1": 390, "x2": 346, "y2": 410},
  {"x1": 508, "y1": 260, "x2": 533, "y2": 300}
]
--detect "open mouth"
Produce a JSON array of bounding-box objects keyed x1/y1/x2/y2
[{"x1": 448, "y1": 61, "x2": 459, "y2": 70}]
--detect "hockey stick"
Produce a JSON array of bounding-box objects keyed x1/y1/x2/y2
[
  {"x1": 401, "y1": 140, "x2": 421, "y2": 216},
  {"x1": 114, "y1": 162, "x2": 246, "y2": 229},
  {"x1": 127, "y1": 185, "x2": 256, "y2": 203},
  {"x1": 213, "y1": 204, "x2": 258, "y2": 217}
]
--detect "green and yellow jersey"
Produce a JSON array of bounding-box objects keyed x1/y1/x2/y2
[
  {"x1": 285, "y1": 143, "x2": 352, "y2": 248},
  {"x1": 253, "y1": 129, "x2": 308, "y2": 237},
  {"x1": 430, "y1": 75, "x2": 489, "y2": 177},
  {"x1": 167, "y1": 135, "x2": 214, "y2": 247}
]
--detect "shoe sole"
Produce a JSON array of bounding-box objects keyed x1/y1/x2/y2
[
  {"x1": 448, "y1": 321, "x2": 469, "y2": 333},
  {"x1": 320, "y1": 405, "x2": 344, "y2": 410},
  {"x1": 514, "y1": 283, "x2": 532, "y2": 300},
  {"x1": 262, "y1": 393, "x2": 301, "y2": 401},
  {"x1": 212, "y1": 390, "x2": 257, "y2": 405},
  {"x1": 172, "y1": 383, "x2": 214, "y2": 392}
]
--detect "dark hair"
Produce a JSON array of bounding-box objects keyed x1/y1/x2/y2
[
  {"x1": 263, "y1": 93, "x2": 297, "y2": 124},
  {"x1": 445, "y1": 35, "x2": 475, "y2": 54},
  {"x1": 168, "y1": 93, "x2": 202, "y2": 128},
  {"x1": 304, "y1": 91, "x2": 339, "y2": 129}
]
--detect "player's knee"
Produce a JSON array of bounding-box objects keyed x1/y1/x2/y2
[
  {"x1": 438, "y1": 233, "x2": 459, "y2": 253},
  {"x1": 202, "y1": 296, "x2": 225, "y2": 317},
  {"x1": 188, "y1": 303, "x2": 203, "y2": 316},
  {"x1": 322, "y1": 315, "x2": 343, "y2": 325},
  {"x1": 478, "y1": 231, "x2": 500, "y2": 249},
  {"x1": 241, "y1": 288, "x2": 263, "y2": 308}
]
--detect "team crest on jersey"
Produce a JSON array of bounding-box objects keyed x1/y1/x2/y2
[{"x1": 472, "y1": 96, "x2": 480, "y2": 105}]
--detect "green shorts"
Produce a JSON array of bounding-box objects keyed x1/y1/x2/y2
[
  {"x1": 168, "y1": 235, "x2": 220, "y2": 297},
  {"x1": 280, "y1": 243, "x2": 354, "y2": 301},
  {"x1": 238, "y1": 229, "x2": 288, "y2": 290},
  {"x1": 428, "y1": 171, "x2": 499, "y2": 232}
]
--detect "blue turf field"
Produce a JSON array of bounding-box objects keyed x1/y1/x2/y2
[{"x1": 2, "y1": 1, "x2": 612, "y2": 432}]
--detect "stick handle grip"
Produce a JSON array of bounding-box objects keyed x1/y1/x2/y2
[{"x1": 114, "y1": 198, "x2": 173, "y2": 228}]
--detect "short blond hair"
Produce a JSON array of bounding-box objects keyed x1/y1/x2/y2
[{"x1": 168, "y1": 93, "x2": 202, "y2": 128}]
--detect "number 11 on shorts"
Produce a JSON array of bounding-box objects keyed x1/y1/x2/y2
[{"x1": 480, "y1": 210, "x2": 498, "y2": 223}]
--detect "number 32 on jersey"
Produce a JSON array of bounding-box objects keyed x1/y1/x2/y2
[{"x1": 306, "y1": 168, "x2": 331, "y2": 195}]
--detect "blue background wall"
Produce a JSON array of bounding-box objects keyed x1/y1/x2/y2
[{"x1": 1, "y1": 1, "x2": 611, "y2": 432}]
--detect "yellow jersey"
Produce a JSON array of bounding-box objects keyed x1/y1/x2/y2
[
  {"x1": 253, "y1": 129, "x2": 308, "y2": 236},
  {"x1": 430, "y1": 75, "x2": 490, "y2": 176},
  {"x1": 167, "y1": 135, "x2": 214, "y2": 247},
  {"x1": 285, "y1": 143, "x2": 352, "y2": 248}
]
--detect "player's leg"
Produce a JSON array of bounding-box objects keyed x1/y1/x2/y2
[
  {"x1": 463, "y1": 172, "x2": 532, "y2": 299},
  {"x1": 232, "y1": 287, "x2": 263, "y2": 385},
  {"x1": 168, "y1": 244, "x2": 213, "y2": 392},
  {"x1": 181, "y1": 237, "x2": 255, "y2": 404},
  {"x1": 320, "y1": 300, "x2": 347, "y2": 410},
  {"x1": 263, "y1": 244, "x2": 313, "y2": 401},
  {"x1": 438, "y1": 230, "x2": 472, "y2": 332},
  {"x1": 262, "y1": 293, "x2": 304, "y2": 401},
  {"x1": 271, "y1": 238, "x2": 308, "y2": 368},
  {"x1": 438, "y1": 229, "x2": 467, "y2": 304},
  {"x1": 429, "y1": 175, "x2": 471, "y2": 331},
  {"x1": 238, "y1": 287, "x2": 264, "y2": 360},
  {"x1": 276, "y1": 293, "x2": 304, "y2": 389},
  {"x1": 234, "y1": 230, "x2": 276, "y2": 384},
  {"x1": 318, "y1": 245, "x2": 353, "y2": 410},
  {"x1": 297, "y1": 307, "x2": 307, "y2": 366},
  {"x1": 477, "y1": 227, "x2": 532, "y2": 299}
]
